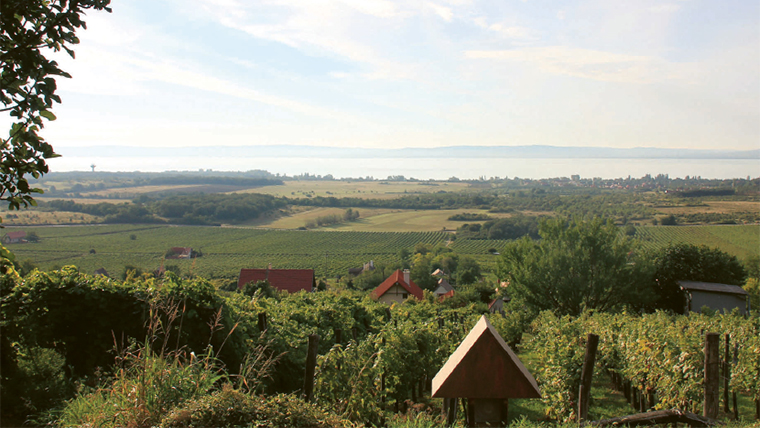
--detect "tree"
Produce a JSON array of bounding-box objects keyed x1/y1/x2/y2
[
  {"x1": 650, "y1": 243, "x2": 746, "y2": 312},
  {"x1": 497, "y1": 217, "x2": 652, "y2": 316},
  {"x1": 1, "y1": 0, "x2": 111, "y2": 215}
]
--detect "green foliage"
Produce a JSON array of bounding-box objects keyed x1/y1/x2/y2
[
  {"x1": 243, "y1": 279, "x2": 276, "y2": 299},
  {"x1": 161, "y1": 386, "x2": 350, "y2": 428},
  {"x1": 0, "y1": 0, "x2": 111, "y2": 218},
  {"x1": 650, "y1": 243, "x2": 747, "y2": 312},
  {"x1": 498, "y1": 217, "x2": 653, "y2": 316},
  {"x1": 523, "y1": 311, "x2": 586, "y2": 422},
  {"x1": 448, "y1": 212, "x2": 493, "y2": 221}
]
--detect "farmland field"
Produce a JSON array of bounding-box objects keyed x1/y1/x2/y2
[
  {"x1": 235, "y1": 179, "x2": 474, "y2": 199},
  {"x1": 635, "y1": 225, "x2": 760, "y2": 259},
  {"x1": 261, "y1": 208, "x2": 514, "y2": 232},
  {"x1": 5, "y1": 224, "x2": 758, "y2": 281}
]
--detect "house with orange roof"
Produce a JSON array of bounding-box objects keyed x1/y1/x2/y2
[{"x1": 372, "y1": 269, "x2": 424, "y2": 305}]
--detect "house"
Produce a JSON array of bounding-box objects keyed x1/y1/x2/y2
[
  {"x1": 93, "y1": 268, "x2": 110, "y2": 278},
  {"x1": 372, "y1": 269, "x2": 424, "y2": 305},
  {"x1": 488, "y1": 297, "x2": 511, "y2": 315},
  {"x1": 2, "y1": 231, "x2": 26, "y2": 244},
  {"x1": 237, "y1": 268, "x2": 315, "y2": 294},
  {"x1": 679, "y1": 280, "x2": 749, "y2": 315},
  {"x1": 348, "y1": 260, "x2": 375, "y2": 276},
  {"x1": 166, "y1": 247, "x2": 194, "y2": 259},
  {"x1": 434, "y1": 278, "x2": 455, "y2": 299}
]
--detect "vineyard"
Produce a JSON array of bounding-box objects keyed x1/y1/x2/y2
[
  {"x1": 526, "y1": 311, "x2": 760, "y2": 423},
  {"x1": 5, "y1": 224, "x2": 758, "y2": 280},
  {"x1": 635, "y1": 225, "x2": 760, "y2": 259}
]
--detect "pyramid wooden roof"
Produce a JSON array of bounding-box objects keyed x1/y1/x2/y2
[
  {"x1": 432, "y1": 315, "x2": 541, "y2": 399},
  {"x1": 238, "y1": 268, "x2": 314, "y2": 293}
]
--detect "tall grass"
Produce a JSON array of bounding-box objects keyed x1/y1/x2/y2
[{"x1": 55, "y1": 298, "x2": 277, "y2": 428}]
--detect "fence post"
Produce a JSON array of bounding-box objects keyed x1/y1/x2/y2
[
  {"x1": 258, "y1": 312, "x2": 267, "y2": 331},
  {"x1": 724, "y1": 333, "x2": 730, "y2": 413},
  {"x1": 334, "y1": 328, "x2": 342, "y2": 345},
  {"x1": 352, "y1": 326, "x2": 357, "y2": 341},
  {"x1": 303, "y1": 334, "x2": 319, "y2": 402},
  {"x1": 578, "y1": 333, "x2": 599, "y2": 423},
  {"x1": 704, "y1": 332, "x2": 719, "y2": 419}
]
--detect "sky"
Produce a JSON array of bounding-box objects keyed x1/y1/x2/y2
[{"x1": 38, "y1": 0, "x2": 760, "y2": 152}]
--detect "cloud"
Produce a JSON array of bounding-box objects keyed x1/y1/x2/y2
[
  {"x1": 465, "y1": 46, "x2": 686, "y2": 84},
  {"x1": 427, "y1": 2, "x2": 454, "y2": 22}
]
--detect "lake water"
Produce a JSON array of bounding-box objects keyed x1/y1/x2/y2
[{"x1": 47, "y1": 156, "x2": 759, "y2": 180}]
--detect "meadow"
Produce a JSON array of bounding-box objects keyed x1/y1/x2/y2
[{"x1": 5, "y1": 224, "x2": 757, "y2": 281}]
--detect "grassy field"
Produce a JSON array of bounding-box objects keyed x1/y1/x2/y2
[
  {"x1": 262, "y1": 208, "x2": 514, "y2": 232},
  {"x1": 635, "y1": 225, "x2": 760, "y2": 260},
  {"x1": 4, "y1": 224, "x2": 758, "y2": 281},
  {"x1": 236, "y1": 180, "x2": 474, "y2": 199}
]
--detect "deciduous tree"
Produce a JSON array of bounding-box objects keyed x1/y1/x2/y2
[
  {"x1": 1, "y1": 0, "x2": 111, "y2": 215},
  {"x1": 497, "y1": 217, "x2": 651, "y2": 316}
]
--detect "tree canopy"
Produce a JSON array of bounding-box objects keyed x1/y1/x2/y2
[
  {"x1": 650, "y1": 243, "x2": 747, "y2": 312},
  {"x1": 497, "y1": 217, "x2": 652, "y2": 316},
  {"x1": 1, "y1": 0, "x2": 111, "y2": 213}
]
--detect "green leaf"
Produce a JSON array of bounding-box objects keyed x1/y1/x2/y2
[{"x1": 39, "y1": 110, "x2": 57, "y2": 121}]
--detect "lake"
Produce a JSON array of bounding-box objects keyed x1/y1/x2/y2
[{"x1": 47, "y1": 156, "x2": 758, "y2": 180}]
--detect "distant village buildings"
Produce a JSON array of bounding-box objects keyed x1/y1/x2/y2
[{"x1": 372, "y1": 269, "x2": 424, "y2": 305}]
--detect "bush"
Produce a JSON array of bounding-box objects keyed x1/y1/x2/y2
[{"x1": 161, "y1": 387, "x2": 350, "y2": 428}]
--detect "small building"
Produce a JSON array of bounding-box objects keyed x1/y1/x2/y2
[
  {"x1": 372, "y1": 269, "x2": 423, "y2": 305},
  {"x1": 488, "y1": 297, "x2": 511, "y2": 315},
  {"x1": 238, "y1": 268, "x2": 315, "y2": 294},
  {"x1": 434, "y1": 278, "x2": 455, "y2": 299},
  {"x1": 2, "y1": 231, "x2": 26, "y2": 244},
  {"x1": 93, "y1": 268, "x2": 110, "y2": 278},
  {"x1": 166, "y1": 247, "x2": 194, "y2": 259},
  {"x1": 679, "y1": 280, "x2": 750, "y2": 315},
  {"x1": 348, "y1": 260, "x2": 375, "y2": 276},
  {"x1": 432, "y1": 315, "x2": 540, "y2": 426},
  {"x1": 432, "y1": 268, "x2": 447, "y2": 278}
]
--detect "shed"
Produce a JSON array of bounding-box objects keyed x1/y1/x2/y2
[
  {"x1": 434, "y1": 278, "x2": 455, "y2": 299},
  {"x1": 679, "y1": 280, "x2": 749, "y2": 315},
  {"x1": 432, "y1": 315, "x2": 540, "y2": 426},
  {"x1": 238, "y1": 268, "x2": 315, "y2": 294}
]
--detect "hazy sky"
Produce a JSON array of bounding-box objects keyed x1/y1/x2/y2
[{"x1": 40, "y1": 0, "x2": 760, "y2": 151}]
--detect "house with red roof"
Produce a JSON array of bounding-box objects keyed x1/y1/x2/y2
[
  {"x1": 372, "y1": 269, "x2": 424, "y2": 305},
  {"x1": 166, "y1": 247, "x2": 194, "y2": 259},
  {"x1": 237, "y1": 268, "x2": 315, "y2": 294},
  {"x1": 2, "y1": 230, "x2": 26, "y2": 244}
]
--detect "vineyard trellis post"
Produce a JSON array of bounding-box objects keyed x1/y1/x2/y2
[
  {"x1": 704, "y1": 332, "x2": 719, "y2": 419},
  {"x1": 334, "y1": 328, "x2": 342, "y2": 345},
  {"x1": 578, "y1": 333, "x2": 599, "y2": 423},
  {"x1": 732, "y1": 343, "x2": 738, "y2": 420},
  {"x1": 723, "y1": 333, "x2": 729, "y2": 414},
  {"x1": 303, "y1": 333, "x2": 319, "y2": 402},
  {"x1": 258, "y1": 312, "x2": 267, "y2": 331}
]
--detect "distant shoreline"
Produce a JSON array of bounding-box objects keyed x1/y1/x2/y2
[{"x1": 57, "y1": 144, "x2": 760, "y2": 160}]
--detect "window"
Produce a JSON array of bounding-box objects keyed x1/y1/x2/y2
[{"x1": 402, "y1": 293, "x2": 408, "y2": 299}]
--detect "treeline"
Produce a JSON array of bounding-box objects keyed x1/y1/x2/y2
[
  {"x1": 456, "y1": 215, "x2": 542, "y2": 240},
  {"x1": 43, "y1": 193, "x2": 287, "y2": 225}
]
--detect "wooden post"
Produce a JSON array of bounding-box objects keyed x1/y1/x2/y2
[
  {"x1": 352, "y1": 326, "x2": 357, "y2": 341},
  {"x1": 303, "y1": 334, "x2": 319, "y2": 402},
  {"x1": 445, "y1": 397, "x2": 458, "y2": 426},
  {"x1": 578, "y1": 333, "x2": 599, "y2": 422},
  {"x1": 723, "y1": 333, "x2": 730, "y2": 413},
  {"x1": 334, "y1": 328, "x2": 342, "y2": 345},
  {"x1": 704, "y1": 333, "x2": 719, "y2": 419},
  {"x1": 733, "y1": 343, "x2": 739, "y2": 420},
  {"x1": 438, "y1": 317, "x2": 444, "y2": 328},
  {"x1": 257, "y1": 312, "x2": 267, "y2": 331}
]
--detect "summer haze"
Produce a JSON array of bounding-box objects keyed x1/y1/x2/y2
[{"x1": 1, "y1": 1, "x2": 759, "y2": 428}]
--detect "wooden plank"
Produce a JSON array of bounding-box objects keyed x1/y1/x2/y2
[{"x1": 704, "y1": 333, "x2": 720, "y2": 419}]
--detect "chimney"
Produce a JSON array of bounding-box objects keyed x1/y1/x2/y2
[{"x1": 403, "y1": 269, "x2": 411, "y2": 285}]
